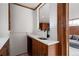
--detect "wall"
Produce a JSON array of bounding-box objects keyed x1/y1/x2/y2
[
  {"x1": 32, "y1": 10, "x2": 38, "y2": 30},
  {"x1": 49, "y1": 3, "x2": 57, "y2": 40},
  {"x1": 34, "y1": 3, "x2": 45, "y2": 30},
  {"x1": 10, "y1": 4, "x2": 33, "y2": 55},
  {"x1": 10, "y1": 4, "x2": 33, "y2": 32},
  {"x1": 39, "y1": 4, "x2": 50, "y2": 23},
  {"x1": 69, "y1": 3, "x2": 79, "y2": 19},
  {"x1": 0, "y1": 3, "x2": 9, "y2": 35}
]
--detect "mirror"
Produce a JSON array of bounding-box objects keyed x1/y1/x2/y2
[
  {"x1": 39, "y1": 3, "x2": 50, "y2": 30},
  {"x1": 39, "y1": 3, "x2": 57, "y2": 30},
  {"x1": 38, "y1": 3, "x2": 57, "y2": 40}
]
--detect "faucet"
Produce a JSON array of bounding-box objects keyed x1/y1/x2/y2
[
  {"x1": 47, "y1": 28, "x2": 50, "y2": 38},
  {"x1": 43, "y1": 28, "x2": 50, "y2": 38}
]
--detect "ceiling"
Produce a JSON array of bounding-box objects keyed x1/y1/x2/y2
[{"x1": 16, "y1": 3, "x2": 41, "y2": 10}]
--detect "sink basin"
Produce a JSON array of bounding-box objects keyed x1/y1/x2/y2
[{"x1": 39, "y1": 38, "x2": 47, "y2": 40}]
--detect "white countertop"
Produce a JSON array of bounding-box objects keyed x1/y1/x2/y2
[
  {"x1": 27, "y1": 33, "x2": 59, "y2": 46},
  {"x1": 0, "y1": 36, "x2": 9, "y2": 50}
]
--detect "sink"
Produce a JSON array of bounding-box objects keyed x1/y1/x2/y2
[{"x1": 39, "y1": 38, "x2": 47, "y2": 40}]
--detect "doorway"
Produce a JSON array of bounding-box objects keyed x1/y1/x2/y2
[
  {"x1": 69, "y1": 3, "x2": 79, "y2": 56},
  {"x1": 57, "y1": 3, "x2": 79, "y2": 56}
]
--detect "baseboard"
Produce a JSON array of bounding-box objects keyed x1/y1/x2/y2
[{"x1": 16, "y1": 52, "x2": 28, "y2": 56}]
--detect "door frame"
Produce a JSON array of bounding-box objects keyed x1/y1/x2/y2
[{"x1": 57, "y1": 3, "x2": 69, "y2": 56}]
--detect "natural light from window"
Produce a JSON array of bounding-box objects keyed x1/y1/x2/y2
[{"x1": 69, "y1": 19, "x2": 79, "y2": 26}]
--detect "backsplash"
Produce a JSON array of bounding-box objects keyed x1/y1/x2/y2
[
  {"x1": 32, "y1": 28, "x2": 57, "y2": 40},
  {"x1": 49, "y1": 28, "x2": 57, "y2": 40},
  {"x1": 32, "y1": 29, "x2": 47, "y2": 38}
]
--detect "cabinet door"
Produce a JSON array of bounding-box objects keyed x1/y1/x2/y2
[
  {"x1": 5, "y1": 40, "x2": 9, "y2": 56},
  {"x1": 0, "y1": 47, "x2": 7, "y2": 56},
  {"x1": 32, "y1": 39, "x2": 48, "y2": 56},
  {"x1": 0, "y1": 50, "x2": 3, "y2": 56},
  {"x1": 32, "y1": 39, "x2": 38, "y2": 56},
  {"x1": 2, "y1": 48, "x2": 7, "y2": 56},
  {"x1": 0, "y1": 40, "x2": 9, "y2": 56},
  {"x1": 38, "y1": 41, "x2": 48, "y2": 56},
  {"x1": 27, "y1": 36, "x2": 32, "y2": 55}
]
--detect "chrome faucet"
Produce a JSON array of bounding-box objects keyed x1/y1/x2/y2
[{"x1": 47, "y1": 28, "x2": 50, "y2": 38}]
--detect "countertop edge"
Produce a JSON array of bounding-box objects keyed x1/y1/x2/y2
[
  {"x1": 0, "y1": 37, "x2": 9, "y2": 50},
  {"x1": 27, "y1": 33, "x2": 59, "y2": 46}
]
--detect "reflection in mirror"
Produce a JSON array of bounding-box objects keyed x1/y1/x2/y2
[
  {"x1": 39, "y1": 4, "x2": 50, "y2": 31},
  {"x1": 39, "y1": 3, "x2": 57, "y2": 29},
  {"x1": 39, "y1": 3, "x2": 57, "y2": 40}
]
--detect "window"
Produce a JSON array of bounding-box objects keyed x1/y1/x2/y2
[{"x1": 69, "y1": 19, "x2": 79, "y2": 26}]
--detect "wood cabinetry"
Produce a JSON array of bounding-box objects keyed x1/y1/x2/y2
[
  {"x1": 32, "y1": 39, "x2": 48, "y2": 56},
  {"x1": 0, "y1": 40, "x2": 9, "y2": 56},
  {"x1": 27, "y1": 36, "x2": 32, "y2": 55},
  {"x1": 27, "y1": 36, "x2": 58, "y2": 56}
]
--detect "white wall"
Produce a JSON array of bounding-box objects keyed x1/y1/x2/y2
[
  {"x1": 0, "y1": 3, "x2": 8, "y2": 35},
  {"x1": 33, "y1": 10, "x2": 38, "y2": 30},
  {"x1": 69, "y1": 3, "x2": 79, "y2": 19},
  {"x1": 10, "y1": 32, "x2": 27, "y2": 55},
  {"x1": 49, "y1": 3, "x2": 57, "y2": 40},
  {"x1": 50, "y1": 3, "x2": 57, "y2": 28},
  {"x1": 39, "y1": 4, "x2": 50, "y2": 23},
  {"x1": 10, "y1": 4, "x2": 33, "y2": 32},
  {"x1": 10, "y1": 4, "x2": 33, "y2": 55}
]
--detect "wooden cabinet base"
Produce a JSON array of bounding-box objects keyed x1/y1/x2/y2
[
  {"x1": 32, "y1": 39, "x2": 58, "y2": 56},
  {"x1": 48, "y1": 44, "x2": 58, "y2": 56},
  {"x1": 27, "y1": 36, "x2": 58, "y2": 56}
]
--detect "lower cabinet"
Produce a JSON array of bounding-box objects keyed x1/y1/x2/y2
[
  {"x1": 27, "y1": 36, "x2": 32, "y2": 55},
  {"x1": 32, "y1": 39, "x2": 48, "y2": 56},
  {"x1": 0, "y1": 40, "x2": 9, "y2": 56},
  {"x1": 27, "y1": 36, "x2": 58, "y2": 56}
]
